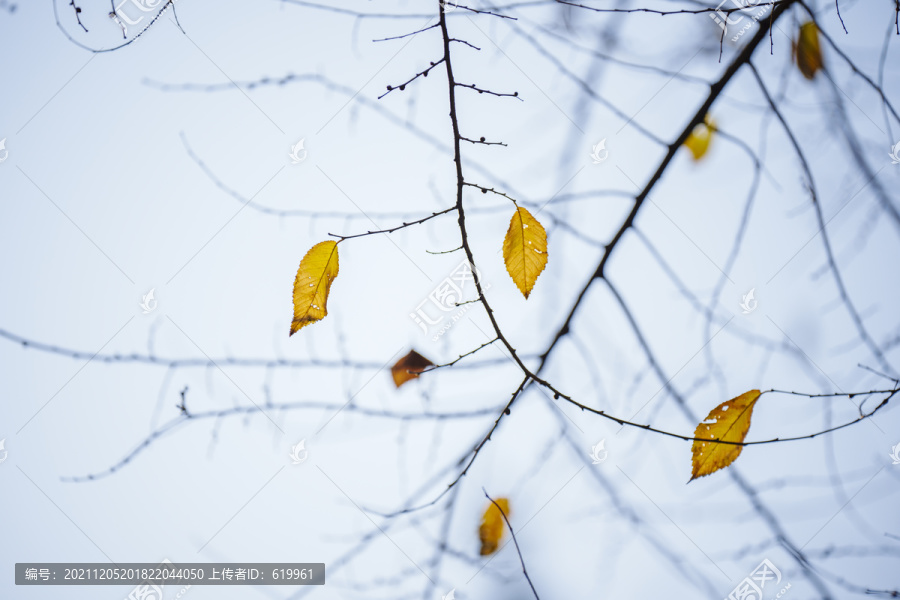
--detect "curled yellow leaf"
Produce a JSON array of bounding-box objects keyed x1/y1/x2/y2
[
  {"x1": 684, "y1": 114, "x2": 716, "y2": 161},
  {"x1": 690, "y1": 389, "x2": 761, "y2": 481},
  {"x1": 502, "y1": 206, "x2": 547, "y2": 299},
  {"x1": 290, "y1": 240, "x2": 339, "y2": 336},
  {"x1": 794, "y1": 21, "x2": 823, "y2": 80},
  {"x1": 479, "y1": 497, "x2": 510, "y2": 556},
  {"x1": 391, "y1": 350, "x2": 434, "y2": 388}
]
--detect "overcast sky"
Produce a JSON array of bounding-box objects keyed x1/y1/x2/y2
[{"x1": 2, "y1": 1, "x2": 900, "y2": 599}]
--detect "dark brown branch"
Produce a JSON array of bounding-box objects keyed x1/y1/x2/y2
[
  {"x1": 176, "y1": 386, "x2": 189, "y2": 416},
  {"x1": 835, "y1": 0, "x2": 848, "y2": 34},
  {"x1": 426, "y1": 0, "x2": 873, "y2": 508},
  {"x1": 462, "y1": 182, "x2": 518, "y2": 202},
  {"x1": 328, "y1": 207, "x2": 457, "y2": 241},
  {"x1": 554, "y1": 0, "x2": 788, "y2": 16},
  {"x1": 536, "y1": 0, "x2": 797, "y2": 370},
  {"x1": 460, "y1": 135, "x2": 507, "y2": 146},
  {"x1": 483, "y1": 489, "x2": 540, "y2": 600},
  {"x1": 374, "y1": 22, "x2": 440, "y2": 42},
  {"x1": 379, "y1": 58, "x2": 446, "y2": 99},
  {"x1": 380, "y1": 375, "x2": 531, "y2": 517},
  {"x1": 450, "y1": 4, "x2": 516, "y2": 19},
  {"x1": 55, "y1": 0, "x2": 175, "y2": 53},
  {"x1": 455, "y1": 82, "x2": 521, "y2": 99},
  {"x1": 424, "y1": 337, "x2": 500, "y2": 371},
  {"x1": 543, "y1": 383, "x2": 898, "y2": 447},
  {"x1": 437, "y1": 1, "x2": 535, "y2": 384},
  {"x1": 449, "y1": 37, "x2": 480, "y2": 50},
  {"x1": 69, "y1": 0, "x2": 87, "y2": 31}
]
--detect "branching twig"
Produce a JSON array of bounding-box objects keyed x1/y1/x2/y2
[
  {"x1": 462, "y1": 182, "x2": 518, "y2": 202},
  {"x1": 381, "y1": 376, "x2": 531, "y2": 516},
  {"x1": 544, "y1": 384, "x2": 898, "y2": 447},
  {"x1": 176, "y1": 386, "x2": 189, "y2": 416},
  {"x1": 455, "y1": 82, "x2": 521, "y2": 99},
  {"x1": 379, "y1": 58, "x2": 446, "y2": 99},
  {"x1": 449, "y1": 37, "x2": 481, "y2": 50},
  {"x1": 460, "y1": 136, "x2": 507, "y2": 146},
  {"x1": 536, "y1": 0, "x2": 796, "y2": 370},
  {"x1": 69, "y1": 0, "x2": 87, "y2": 31},
  {"x1": 55, "y1": 0, "x2": 175, "y2": 53},
  {"x1": 328, "y1": 207, "x2": 456, "y2": 241},
  {"x1": 449, "y1": 4, "x2": 517, "y2": 19},
  {"x1": 554, "y1": 0, "x2": 788, "y2": 16},
  {"x1": 374, "y1": 22, "x2": 440, "y2": 42},
  {"x1": 424, "y1": 337, "x2": 500, "y2": 371}
]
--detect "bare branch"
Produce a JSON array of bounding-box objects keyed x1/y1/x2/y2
[
  {"x1": 379, "y1": 58, "x2": 446, "y2": 99},
  {"x1": 483, "y1": 489, "x2": 541, "y2": 600}
]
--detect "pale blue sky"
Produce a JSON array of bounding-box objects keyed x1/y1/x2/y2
[{"x1": 1, "y1": 1, "x2": 899, "y2": 599}]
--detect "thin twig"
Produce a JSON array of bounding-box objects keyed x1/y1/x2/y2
[
  {"x1": 483, "y1": 489, "x2": 540, "y2": 600},
  {"x1": 455, "y1": 82, "x2": 521, "y2": 99},
  {"x1": 374, "y1": 22, "x2": 440, "y2": 42},
  {"x1": 460, "y1": 135, "x2": 507, "y2": 146},
  {"x1": 69, "y1": 0, "x2": 87, "y2": 31},
  {"x1": 424, "y1": 337, "x2": 500, "y2": 371},
  {"x1": 835, "y1": 0, "x2": 848, "y2": 33},
  {"x1": 55, "y1": 0, "x2": 175, "y2": 53},
  {"x1": 379, "y1": 58, "x2": 446, "y2": 99},
  {"x1": 554, "y1": 0, "x2": 787, "y2": 16},
  {"x1": 449, "y1": 37, "x2": 481, "y2": 50},
  {"x1": 328, "y1": 207, "x2": 457, "y2": 241},
  {"x1": 462, "y1": 182, "x2": 518, "y2": 202}
]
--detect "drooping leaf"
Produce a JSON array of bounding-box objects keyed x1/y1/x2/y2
[
  {"x1": 502, "y1": 206, "x2": 547, "y2": 299},
  {"x1": 479, "y1": 497, "x2": 510, "y2": 556},
  {"x1": 391, "y1": 350, "x2": 434, "y2": 388},
  {"x1": 290, "y1": 240, "x2": 339, "y2": 336},
  {"x1": 794, "y1": 21, "x2": 823, "y2": 80},
  {"x1": 684, "y1": 115, "x2": 716, "y2": 161},
  {"x1": 690, "y1": 389, "x2": 761, "y2": 481}
]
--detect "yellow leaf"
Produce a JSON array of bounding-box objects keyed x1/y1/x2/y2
[
  {"x1": 690, "y1": 389, "x2": 761, "y2": 481},
  {"x1": 390, "y1": 350, "x2": 434, "y2": 388},
  {"x1": 684, "y1": 115, "x2": 716, "y2": 161},
  {"x1": 479, "y1": 497, "x2": 510, "y2": 556},
  {"x1": 794, "y1": 21, "x2": 823, "y2": 80},
  {"x1": 502, "y1": 206, "x2": 547, "y2": 299},
  {"x1": 290, "y1": 240, "x2": 339, "y2": 336}
]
